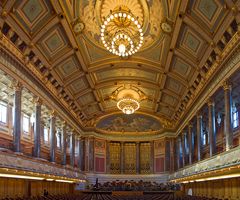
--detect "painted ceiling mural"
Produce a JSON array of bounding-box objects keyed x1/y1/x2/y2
[
  {"x1": 96, "y1": 114, "x2": 162, "y2": 133},
  {"x1": 0, "y1": 0, "x2": 238, "y2": 136}
]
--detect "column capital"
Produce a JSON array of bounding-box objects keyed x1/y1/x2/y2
[
  {"x1": 34, "y1": 97, "x2": 42, "y2": 106},
  {"x1": 196, "y1": 112, "x2": 202, "y2": 119},
  {"x1": 12, "y1": 81, "x2": 22, "y2": 91},
  {"x1": 50, "y1": 110, "x2": 56, "y2": 117},
  {"x1": 188, "y1": 123, "x2": 193, "y2": 129},
  {"x1": 76, "y1": 135, "x2": 82, "y2": 141},
  {"x1": 223, "y1": 80, "x2": 232, "y2": 90},
  {"x1": 62, "y1": 121, "x2": 67, "y2": 128},
  {"x1": 89, "y1": 136, "x2": 95, "y2": 141},
  {"x1": 207, "y1": 98, "x2": 214, "y2": 106}
]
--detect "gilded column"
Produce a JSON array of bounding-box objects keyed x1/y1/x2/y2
[
  {"x1": 136, "y1": 142, "x2": 140, "y2": 174},
  {"x1": 13, "y1": 82, "x2": 22, "y2": 152},
  {"x1": 61, "y1": 122, "x2": 67, "y2": 165},
  {"x1": 181, "y1": 132, "x2": 185, "y2": 167},
  {"x1": 208, "y1": 99, "x2": 216, "y2": 157},
  {"x1": 223, "y1": 81, "x2": 233, "y2": 151},
  {"x1": 150, "y1": 141, "x2": 154, "y2": 173},
  {"x1": 50, "y1": 111, "x2": 56, "y2": 162},
  {"x1": 176, "y1": 138, "x2": 180, "y2": 169},
  {"x1": 106, "y1": 141, "x2": 110, "y2": 173},
  {"x1": 170, "y1": 138, "x2": 175, "y2": 172},
  {"x1": 33, "y1": 98, "x2": 42, "y2": 158},
  {"x1": 80, "y1": 137, "x2": 85, "y2": 171},
  {"x1": 120, "y1": 141, "x2": 124, "y2": 174},
  {"x1": 197, "y1": 113, "x2": 203, "y2": 161},
  {"x1": 165, "y1": 139, "x2": 170, "y2": 171},
  {"x1": 188, "y1": 124, "x2": 193, "y2": 165},
  {"x1": 89, "y1": 137, "x2": 95, "y2": 172},
  {"x1": 70, "y1": 130, "x2": 75, "y2": 167},
  {"x1": 178, "y1": 135, "x2": 182, "y2": 168},
  {"x1": 77, "y1": 136, "x2": 81, "y2": 168},
  {"x1": 85, "y1": 137, "x2": 89, "y2": 171}
]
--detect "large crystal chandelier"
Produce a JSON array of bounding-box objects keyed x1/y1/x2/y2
[
  {"x1": 100, "y1": 6, "x2": 144, "y2": 57},
  {"x1": 117, "y1": 97, "x2": 140, "y2": 115}
]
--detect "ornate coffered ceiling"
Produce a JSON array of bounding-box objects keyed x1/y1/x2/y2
[{"x1": 0, "y1": 0, "x2": 240, "y2": 135}]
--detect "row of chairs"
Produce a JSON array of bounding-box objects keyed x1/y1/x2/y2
[
  {"x1": 176, "y1": 196, "x2": 227, "y2": 200},
  {"x1": 1, "y1": 193, "x2": 174, "y2": 200},
  {"x1": 1, "y1": 194, "x2": 227, "y2": 200}
]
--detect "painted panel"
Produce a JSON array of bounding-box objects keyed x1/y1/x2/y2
[
  {"x1": 96, "y1": 113, "x2": 162, "y2": 133},
  {"x1": 154, "y1": 140, "x2": 165, "y2": 155},
  {"x1": 95, "y1": 139, "x2": 105, "y2": 155}
]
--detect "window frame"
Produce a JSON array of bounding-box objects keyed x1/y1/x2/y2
[
  {"x1": 43, "y1": 126, "x2": 49, "y2": 144},
  {"x1": 0, "y1": 101, "x2": 8, "y2": 125},
  {"x1": 233, "y1": 111, "x2": 239, "y2": 129},
  {"x1": 22, "y1": 113, "x2": 30, "y2": 135}
]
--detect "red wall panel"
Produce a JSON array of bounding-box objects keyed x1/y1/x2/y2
[
  {"x1": 155, "y1": 157, "x2": 164, "y2": 172},
  {"x1": 95, "y1": 157, "x2": 105, "y2": 172}
]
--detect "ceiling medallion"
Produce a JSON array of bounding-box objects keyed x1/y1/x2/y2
[{"x1": 100, "y1": 6, "x2": 144, "y2": 57}]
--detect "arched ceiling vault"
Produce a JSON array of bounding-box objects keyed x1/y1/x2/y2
[{"x1": 1, "y1": 0, "x2": 240, "y2": 135}]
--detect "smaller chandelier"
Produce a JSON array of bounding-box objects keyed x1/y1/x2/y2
[
  {"x1": 117, "y1": 98, "x2": 140, "y2": 115},
  {"x1": 100, "y1": 7, "x2": 144, "y2": 57}
]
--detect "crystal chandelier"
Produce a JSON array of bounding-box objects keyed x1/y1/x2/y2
[
  {"x1": 100, "y1": 6, "x2": 144, "y2": 57},
  {"x1": 117, "y1": 97, "x2": 140, "y2": 115}
]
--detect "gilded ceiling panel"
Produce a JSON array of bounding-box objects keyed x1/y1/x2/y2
[
  {"x1": 161, "y1": 93, "x2": 178, "y2": 107},
  {"x1": 171, "y1": 57, "x2": 192, "y2": 78},
  {"x1": 188, "y1": 0, "x2": 226, "y2": 32},
  {"x1": 165, "y1": 77, "x2": 184, "y2": 95},
  {"x1": 12, "y1": 0, "x2": 53, "y2": 33},
  {"x1": 77, "y1": 92, "x2": 96, "y2": 107},
  {"x1": 54, "y1": 56, "x2": 81, "y2": 81},
  {"x1": 69, "y1": 78, "x2": 89, "y2": 95},
  {"x1": 95, "y1": 68, "x2": 158, "y2": 83},
  {"x1": 37, "y1": 26, "x2": 71, "y2": 61}
]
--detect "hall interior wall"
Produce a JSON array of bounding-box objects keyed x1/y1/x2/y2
[
  {"x1": 184, "y1": 177, "x2": 240, "y2": 200},
  {"x1": 0, "y1": 178, "x2": 73, "y2": 198}
]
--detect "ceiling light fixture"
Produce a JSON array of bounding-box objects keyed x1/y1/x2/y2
[
  {"x1": 100, "y1": 6, "x2": 144, "y2": 57},
  {"x1": 117, "y1": 97, "x2": 140, "y2": 114}
]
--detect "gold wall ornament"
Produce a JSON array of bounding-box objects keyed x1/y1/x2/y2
[
  {"x1": 124, "y1": 143, "x2": 136, "y2": 174},
  {"x1": 109, "y1": 142, "x2": 121, "y2": 174},
  {"x1": 72, "y1": 18, "x2": 85, "y2": 35},
  {"x1": 140, "y1": 142, "x2": 151, "y2": 174},
  {"x1": 161, "y1": 22, "x2": 172, "y2": 33},
  {"x1": 100, "y1": 6, "x2": 144, "y2": 57}
]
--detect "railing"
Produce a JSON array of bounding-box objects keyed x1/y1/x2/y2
[
  {"x1": 0, "y1": 150, "x2": 85, "y2": 180},
  {"x1": 169, "y1": 145, "x2": 240, "y2": 180}
]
